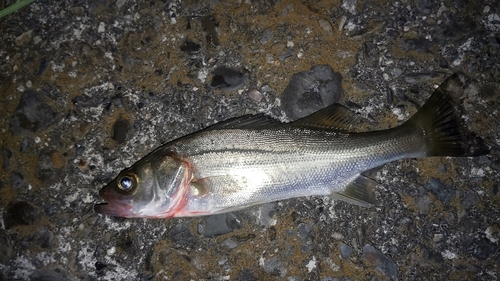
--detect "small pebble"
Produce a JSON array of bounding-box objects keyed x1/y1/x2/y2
[{"x1": 248, "y1": 89, "x2": 263, "y2": 102}]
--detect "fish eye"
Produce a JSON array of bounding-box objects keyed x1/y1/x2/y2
[{"x1": 117, "y1": 173, "x2": 138, "y2": 193}]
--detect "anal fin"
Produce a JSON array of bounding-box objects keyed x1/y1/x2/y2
[{"x1": 330, "y1": 175, "x2": 379, "y2": 208}]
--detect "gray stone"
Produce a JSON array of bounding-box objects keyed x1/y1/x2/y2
[
  {"x1": 0, "y1": 231, "x2": 14, "y2": 264},
  {"x1": 11, "y1": 172, "x2": 26, "y2": 190},
  {"x1": 35, "y1": 149, "x2": 60, "y2": 185},
  {"x1": 363, "y1": 42, "x2": 379, "y2": 68},
  {"x1": 425, "y1": 177, "x2": 455, "y2": 204},
  {"x1": 363, "y1": 244, "x2": 399, "y2": 281},
  {"x1": 20, "y1": 137, "x2": 29, "y2": 152},
  {"x1": 298, "y1": 223, "x2": 314, "y2": 253},
  {"x1": 260, "y1": 30, "x2": 273, "y2": 44},
  {"x1": 474, "y1": 238, "x2": 497, "y2": 260},
  {"x1": 341, "y1": 243, "x2": 353, "y2": 259},
  {"x1": 235, "y1": 268, "x2": 258, "y2": 281},
  {"x1": 221, "y1": 238, "x2": 238, "y2": 249},
  {"x1": 280, "y1": 48, "x2": 295, "y2": 60},
  {"x1": 201, "y1": 213, "x2": 242, "y2": 237},
  {"x1": 210, "y1": 66, "x2": 248, "y2": 92},
  {"x1": 248, "y1": 89, "x2": 264, "y2": 102},
  {"x1": 9, "y1": 90, "x2": 58, "y2": 135},
  {"x1": 1, "y1": 147, "x2": 12, "y2": 171},
  {"x1": 29, "y1": 268, "x2": 71, "y2": 281},
  {"x1": 30, "y1": 227, "x2": 54, "y2": 249},
  {"x1": 281, "y1": 65, "x2": 343, "y2": 120},
  {"x1": 170, "y1": 222, "x2": 197, "y2": 248},
  {"x1": 261, "y1": 256, "x2": 287, "y2": 276}
]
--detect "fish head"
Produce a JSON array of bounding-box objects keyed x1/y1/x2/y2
[{"x1": 94, "y1": 152, "x2": 192, "y2": 218}]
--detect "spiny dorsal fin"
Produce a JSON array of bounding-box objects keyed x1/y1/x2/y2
[
  {"x1": 330, "y1": 175, "x2": 379, "y2": 208},
  {"x1": 290, "y1": 104, "x2": 358, "y2": 131},
  {"x1": 208, "y1": 114, "x2": 281, "y2": 130}
]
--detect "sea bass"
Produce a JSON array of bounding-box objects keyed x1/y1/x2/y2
[{"x1": 94, "y1": 73, "x2": 489, "y2": 218}]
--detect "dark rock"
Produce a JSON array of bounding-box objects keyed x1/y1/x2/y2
[
  {"x1": 414, "y1": 186, "x2": 431, "y2": 214},
  {"x1": 420, "y1": 246, "x2": 444, "y2": 265},
  {"x1": 111, "y1": 95, "x2": 123, "y2": 108},
  {"x1": 425, "y1": 177, "x2": 455, "y2": 204},
  {"x1": 75, "y1": 144, "x2": 85, "y2": 156},
  {"x1": 210, "y1": 66, "x2": 248, "y2": 92},
  {"x1": 202, "y1": 15, "x2": 219, "y2": 46},
  {"x1": 30, "y1": 227, "x2": 54, "y2": 249},
  {"x1": 4, "y1": 201, "x2": 42, "y2": 229},
  {"x1": 116, "y1": 231, "x2": 137, "y2": 255},
  {"x1": 460, "y1": 190, "x2": 479, "y2": 208},
  {"x1": 474, "y1": 238, "x2": 497, "y2": 260},
  {"x1": 11, "y1": 172, "x2": 27, "y2": 190},
  {"x1": 201, "y1": 213, "x2": 242, "y2": 237},
  {"x1": 180, "y1": 40, "x2": 201, "y2": 54},
  {"x1": 341, "y1": 243, "x2": 353, "y2": 259},
  {"x1": 20, "y1": 137, "x2": 29, "y2": 152},
  {"x1": 95, "y1": 261, "x2": 107, "y2": 271},
  {"x1": 37, "y1": 58, "x2": 49, "y2": 75},
  {"x1": 297, "y1": 223, "x2": 314, "y2": 253},
  {"x1": 212, "y1": 104, "x2": 229, "y2": 121},
  {"x1": 35, "y1": 149, "x2": 60, "y2": 185},
  {"x1": 267, "y1": 226, "x2": 277, "y2": 241},
  {"x1": 404, "y1": 72, "x2": 441, "y2": 84},
  {"x1": 72, "y1": 94, "x2": 100, "y2": 108},
  {"x1": 9, "y1": 90, "x2": 58, "y2": 135},
  {"x1": 416, "y1": 0, "x2": 434, "y2": 15},
  {"x1": 0, "y1": 231, "x2": 14, "y2": 264},
  {"x1": 363, "y1": 244, "x2": 398, "y2": 281},
  {"x1": 112, "y1": 119, "x2": 131, "y2": 144},
  {"x1": 234, "y1": 268, "x2": 258, "y2": 281},
  {"x1": 261, "y1": 256, "x2": 286, "y2": 276},
  {"x1": 281, "y1": 65, "x2": 343, "y2": 119},
  {"x1": 170, "y1": 222, "x2": 196, "y2": 248},
  {"x1": 1, "y1": 147, "x2": 12, "y2": 171},
  {"x1": 399, "y1": 38, "x2": 432, "y2": 53},
  {"x1": 363, "y1": 42, "x2": 379, "y2": 67},
  {"x1": 260, "y1": 29, "x2": 273, "y2": 44},
  {"x1": 29, "y1": 268, "x2": 71, "y2": 281},
  {"x1": 280, "y1": 48, "x2": 295, "y2": 60},
  {"x1": 154, "y1": 69, "x2": 163, "y2": 76}
]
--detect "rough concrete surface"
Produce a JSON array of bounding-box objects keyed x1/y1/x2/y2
[{"x1": 1, "y1": 0, "x2": 499, "y2": 280}]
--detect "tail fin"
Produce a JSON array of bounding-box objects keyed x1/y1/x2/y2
[{"x1": 405, "y1": 73, "x2": 489, "y2": 157}]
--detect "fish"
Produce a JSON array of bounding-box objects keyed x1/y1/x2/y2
[{"x1": 94, "y1": 73, "x2": 490, "y2": 218}]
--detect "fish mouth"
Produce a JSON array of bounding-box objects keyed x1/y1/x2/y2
[
  {"x1": 94, "y1": 202, "x2": 112, "y2": 215},
  {"x1": 94, "y1": 201, "x2": 134, "y2": 218},
  {"x1": 94, "y1": 184, "x2": 134, "y2": 218}
]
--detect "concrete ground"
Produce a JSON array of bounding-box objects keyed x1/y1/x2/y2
[{"x1": 1, "y1": 0, "x2": 499, "y2": 280}]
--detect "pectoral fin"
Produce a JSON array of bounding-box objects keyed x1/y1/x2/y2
[{"x1": 330, "y1": 175, "x2": 379, "y2": 207}]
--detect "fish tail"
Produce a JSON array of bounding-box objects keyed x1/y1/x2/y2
[{"x1": 405, "y1": 73, "x2": 489, "y2": 157}]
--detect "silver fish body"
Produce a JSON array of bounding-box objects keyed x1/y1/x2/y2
[
  {"x1": 95, "y1": 74, "x2": 489, "y2": 218},
  {"x1": 168, "y1": 125, "x2": 422, "y2": 216}
]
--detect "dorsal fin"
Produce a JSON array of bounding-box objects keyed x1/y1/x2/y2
[
  {"x1": 208, "y1": 114, "x2": 282, "y2": 130},
  {"x1": 290, "y1": 104, "x2": 358, "y2": 131}
]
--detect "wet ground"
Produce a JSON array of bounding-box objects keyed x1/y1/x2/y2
[{"x1": 1, "y1": 0, "x2": 500, "y2": 280}]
